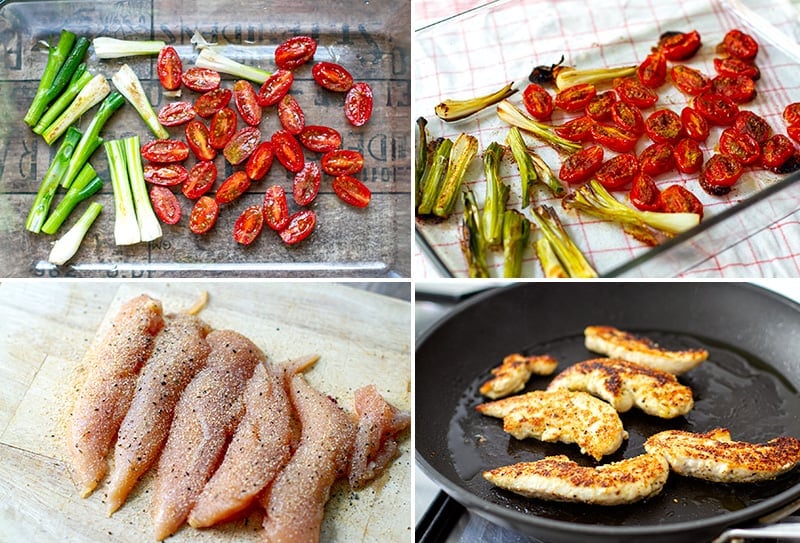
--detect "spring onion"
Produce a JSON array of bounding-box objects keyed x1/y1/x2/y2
[
  {"x1": 434, "y1": 133, "x2": 478, "y2": 218},
  {"x1": 460, "y1": 189, "x2": 489, "y2": 278},
  {"x1": 506, "y1": 127, "x2": 537, "y2": 208},
  {"x1": 435, "y1": 81, "x2": 517, "y2": 122},
  {"x1": 528, "y1": 150, "x2": 565, "y2": 197},
  {"x1": 529, "y1": 56, "x2": 637, "y2": 90},
  {"x1": 502, "y1": 209, "x2": 531, "y2": 278},
  {"x1": 417, "y1": 138, "x2": 452, "y2": 215},
  {"x1": 104, "y1": 139, "x2": 139, "y2": 245},
  {"x1": 112, "y1": 64, "x2": 169, "y2": 139},
  {"x1": 496, "y1": 100, "x2": 582, "y2": 154},
  {"x1": 195, "y1": 47, "x2": 271, "y2": 84},
  {"x1": 124, "y1": 135, "x2": 162, "y2": 242},
  {"x1": 48, "y1": 202, "x2": 102, "y2": 265},
  {"x1": 415, "y1": 117, "x2": 428, "y2": 201},
  {"x1": 33, "y1": 64, "x2": 92, "y2": 135},
  {"x1": 41, "y1": 163, "x2": 103, "y2": 235},
  {"x1": 482, "y1": 141, "x2": 509, "y2": 248},
  {"x1": 535, "y1": 237, "x2": 568, "y2": 278},
  {"x1": 24, "y1": 30, "x2": 76, "y2": 126},
  {"x1": 41, "y1": 74, "x2": 111, "y2": 145},
  {"x1": 531, "y1": 205, "x2": 597, "y2": 278},
  {"x1": 92, "y1": 36, "x2": 165, "y2": 59}
]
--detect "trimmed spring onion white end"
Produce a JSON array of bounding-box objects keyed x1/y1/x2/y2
[
  {"x1": 48, "y1": 202, "x2": 102, "y2": 265},
  {"x1": 112, "y1": 64, "x2": 169, "y2": 139},
  {"x1": 92, "y1": 37, "x2": 165, "y2": 59}
]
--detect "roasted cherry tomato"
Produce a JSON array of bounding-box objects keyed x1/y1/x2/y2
[
  {"x1": 680, "y1": 107, "x2": 710, "y2": 142},
  {"x1": 554, "y1": 116, "x2": 595, "y2": 143},
  {"x1": 246, "y1": 141, "x2": 275, "y2": 181},
  {"x1": 637, "y1": 51, "x2": 667, "y2": 88},
  {"x1": 788, "y1": 125, "x2": 800, "y2": 145},
  {"x1": 298, "y1": 125, "x2": 342, "y2": 153},
  {"x1": 215, "y1": 171, "x2": 251, "y2": 204},
  {"x1": 194, "y1": 88, "x2": 232, "y2": 118},
  {"x1": 713, "y1": 57, "x2": 760, "y2": 80},
  {"x1": 611, "y1": 100, "x2": 644, "y2": 136},
  {"x1": 591, "y1": 123, "x2": 638, "y2": 153},
  {"x1": 184, "y1": 121, "x2": 216, "y2": 161},
  {"x1": 274, "y1": 35, "x2": 317, "y2": 70},
  {"x1": 263, "y1": 185, "x2": 290, "y2": 231},
  {"x1": 189, "y1": 196, "x2": 219, "y2": 234},
  {"x1": 279, "y1": 209, "x2": 316, "y2": 244},
  {"x1": 693, "y1": 92, "x2": 739, "y2": 126},
  {"x1": 659, "y1": 30, "x2": 702, "y2": 60},
  {"x1": 223, "y1": 126, "x2": 261, "y2": 165},
  {"x1": 182, "y1": 161, "x2": 217, "y2": 199},
  {"x1": 272, "y1": 130, "x2": 305, "y2": 172},
  {"x1": 639, "y1": 142, "x2": 675, "y2": 176},
  {"x1": 278, "y1": 95, "x2": 305, "y2": 135},
  {"x1": 784, "y1": 103, "x2": 800, "y2": 126},
  {"x1": 522, "y1": 83, "x2": 554, "y2": 121},
  {"x1": 614, "y1": 77, "x2": 658, "y2": 108},
  {"x1": 233, "y1": 205, "x2": 264, "y2": 245},
  {"x1": 720, "y1": 29, "x2": 759, "y2": 60},
  {"x1": 143, "y1": 163, "x2": 188, "y2": 186},
  {"x1": 699, "y1": 153, "x2": 743, "y2": 195},
  {"x1": 645, "y1": 109, "x2": 683, "y2": 144},
  {"x1": 673, "y1": 137, "x2": 703, "y2": 173},
  {"x1": 257, "y1": 69, "x2": 294, "y2": 107},
  {"x1": 669, "y1": 65, "x2": 711, "y2": 96},
  {"x1": 158, "y1": 101, "x2": 196, "y2": 126},
  {"x1": 181, "y1": 67, "x2": 221, "y2": 92},
  {"x1": 558, "y1": 145, "x2": 604, "y2": 184},
  {"x1": 762, "y1": 134, "x2": 797, "y2": 170},
  {"x1": 311, "y1": 61, "x2": 354, "y2": 92},
  {"x1": 585, "y1": 91, "x2": 616, "y2": 122},
  {"x1": 344, "y1": 82, "x2": 373, "y2": 127},
  {"x1": 733, "y1": 110, "x2": 771, "y2": 145},
  {"x1": 293, "y1": 161, "x2": 321, "y2": 206},
  {"x1": 332, "y1": 175, "x2": 372, "y2": 208},
  {"x1": 321, "y1": 149, "x2": 364, "y2": 176},
  {"x1": 629, "y1": 172, "x2": 662, "y2": 211},
  {"x1": 595, "y1": 153, "x2": 638, "y2": 190},
  {"x1": 209, "y1": 107, "x2": 237, "y2": 150},
  {"x1": 233, "y1": 80, "x2": 262, "y2": 126},
  {"x1": 141, "y1": 139, "x2": 189, "y2": 163},
  {"x1": 554, "y1": 83, "x2": 597, "y2": 113},
  {"x1": 711, "y1": 74, "x2": 756, "y2": 104},
  {"x1": 149, "y1": 185, "x2": 181, "y2": 225},
  {"x1": 659, "y1": 184, "x2": 704, "y2": 218},
  {"x1": 719, "y1": 127, "x2": 760, "y2": 165},
  {"x1": 157, "y1": 46, "x2": 182, "y2": 91}
]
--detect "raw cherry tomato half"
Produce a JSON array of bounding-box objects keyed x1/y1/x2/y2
[
  {"x1": 645, "y1": 109, "x2": 683, "y2": 144},
  {"x1": 246, "y1": 141, "x2": 275, "y2": 181},
  {"x1": 298, "y1": 125, "x2": 342, "y2": 153},
  {"x1": 720, "y1": 29, "x2": 759, "y2": 60},
  {"x1": 149, "y1": 185, "x2": 181, "y2": 225},
  {"x1": 223, "y1": 126, "x2": 261, "y2": 166},
  {"x1": 157, "y1": 46, "x2": 182, "y2": 91},
  {"x1": 680, "y1": 107, "x2": 710, "y2": 142},
  {"x1": 693, "y1": 92, "x2": 739, "y2": 126},
  {"x1": 629, "y1": 172, "x2": 662, "y2": 211},
  {"x1": 673, "y1": 138, "x2": 703, "y2": 174},
  {"x1": 559, "y1": 145, "x2": 604, "y2": 184},
  {"x1": 585, "y1": 91, "x2": 617, "y2": 122},
  {"x1": 257, "y1": 69, "x2": 294, "y2": 107},
  {"x1": 321, "y1": 149, "x2": 364, "y2": 176},
  {"x1": 274, "y1": 35, "x2": 317, "y2": 70},
  {"x1": 554, "y1": 116, "x2": 595, "y2": 143},
  {"x1": 141, "y1": 139, "x2": 189, "y2": 163},
  {"x1": 784, "y1": 103, "x2": 800, "y2": 126},
  {"x1": 279, "y1": 209, "x2": 317, "y2": 244},
  {"x1": 659, "y1": 30, "x2": 702, "y2": 61},
  {"x1": 233, "y1": 205, "x2": 264, "y2": 245},
  {"x1": 182, "y1": 161, "x2": 217, "y2": 199},
  {"x1": 639, "y1": 142, "x2": 675, "y2": 176},
  {"x1": 614, "y1": 77, "x2": 658, "y2": 108},
  {"x1": 158, "y1": 101, "x2": 196, "y2": 126},
  {"x1": 554, "y1": 83, "x2": 597, "y2": 113},
  {"x1": 762, "y1": 134, "x2": 797, "y2": 170},
  {"x1": 344, "y1": 82, "x2": 373, "y2": 127},
  {"x1": 699, "y1": 153, "x2": 743, "y2": 195},
  {"x1": 272, "y1": 130, "x2": 305, "y2": 173},
  {"x1": 278, "y1": 95, "x2": 306, "y2": 135},
  {"x1": 669, "y1": 65, "x2": 711, "y2": 96},
  {"x1": 332, "y1": 175, "x2": 371, "y2": 208},
  {"x1": 713, "y1": 57, "x2": 760, "y2": 80},
  {"x1": 611, "y1": 101, "x2": 644, "y2": 136},
  {"x1": 293, "y1": 161, "x2": 322, "y2": 206},
  {"x1": 233, "y1": 80, "x2": 262, "y2": 126},
  {"x1": 181, "y1": 67, "x2": 221, "y2": 92},
  {"x1": 209, "y1": 107, "x2": 238, "y2": 150},
  {"x1": 263, "y1": 185, "x2": 289, "y2": 231},
  {"x1": 595, "y1": 153, "x2": 639, "y2": 190},
  {"x1": 194, "y1": 88, "x2": 233, "y2": 118},
  {"x1": 637, "y1": 51, "x2": 667, "y2": 88},
  {"x1": 734, "y1": 110, "x2": 771, "y2": 145},
  {"x1": 184, "y1": 121, "x2": 216, "y2": 161},
  {"x1": 522, "y1": 83, "x2": 554, "y2": 121},
  {"x1": 711, "y1": 75, "x2": 756, "y2": 104},
  {"x1": 143, "y1": 163, "x2": 189, "y2": 186},
  {"x1": 215, "y1": 171, "x2": 251, "y2": 204},
  {"x1": 312, "y1": 61, "x2": 354, "y2": 92},
  {"x1": 659, "y1": 184, "x2": 704, "y2": 219},
  {"x1": 719, "y1": 127, "x2": 761, "y2": 165},
  {"x1": 189, "y1": 196, "x2": 219, "y2": 234},
  {"x1": 591, "y1": 123, "x2": 638, "y2": 153}
]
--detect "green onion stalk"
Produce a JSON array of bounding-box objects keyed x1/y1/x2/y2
[
  {"x1": 41, "y1": 163, "x2": 103, "y2": 235},
  {"x1": 23, "y1": 29, "x2": 76, "y2": 126},
  {"x1": 33, "y1": 63, "x2": 92, "y2": 135},
  {"x1": 502, "y1": 209, "x2": 531, "y2": 277},
  {"x1": 415, "y1": 117, "x2": 428, "y2": 201},
  {"x1": 531, "y1": 204, "x2": 598, "y2": 278},
  {"x1": 123, "y1": 136, "x2": 162, "y2": 242},
  {"x1": 112, "y1": 64, "x2": 169, "y2": 139},
  {"x1": 496, "y1": 100, "x2": 582, "y2": 154},
  {"x1": 460, "y1": 188, "x2": 489, "y2": 278},
  {"x1": 195, "y1": 48, "x2": 272, "y2": 84},
  {"x1": 48, "y1": 202, "x2": 103, "y2": 266},
  {"x1": 481, "y1": 141, "x2": 509, "y2": 248},
  {"x1": 42, "y1": 74, "x2": 111, "y2": 146},
  {"x1": 435, "y1": 81, "x2": 517, "y2": 122},
  {"x1": 535, "y1": 237, "x2": 568, "y2": 278},
  {"x1": 417, "y1": 138, "x2": 452, "y2": 215},
  {"x1": 433, "y1": 133, "x2": 478, "y2": 218},
  {"x1": 104, "y1": 139, "x2": 140, "y2": 246},
  {"x1": 528, "y1": 150, "x2": 565, "y2": 197},
  {"x1": 92, "y1": 36, "x2": 165, "y2": 59},
  {"x1": 506, "y1": 126, "x2": 538, "y2": 208}
]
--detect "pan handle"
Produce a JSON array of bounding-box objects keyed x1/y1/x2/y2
[
  {"x1": 415, "y1": 491, "x2": 466, "y2": 543},
  {"x1": 711, "y1": 522, "x2": 800, "y2": 543}
]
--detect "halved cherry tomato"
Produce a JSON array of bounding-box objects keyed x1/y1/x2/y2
[
  {"x1": 720, "y1": 29, "x2": 758, "y2": 60},
  {"x1": 344, "y1": 82, "x2": 373, "y2": 127},
  {"x1": 246, "y1": 141, "x2": 274, "y2": 181},
  {"x1": 733, "y1": 110, "x2": 771, "y2": 145},
  {"x1": 713, "y1": 57, "x2": 760, "y2": 80},
  {"x1": 321, "y1": 149, "x2": 364, "y2": 176},
  {"x1": 215, "y1": 171, "x2": 251, "y2": 204},
  {"x1": 157, "y1": 46, "x2": 182, "y2": 91},
  {"x1": 762, "y1": 134, "x2": 796, "y2": 170},
  {"x1": 143, "y1": 163, "x2": 188, "y2": 186},
  {"x1": 209, "y1": 107, "x2": 237, "y2": 150},
  {"x1": 158, "y1": 101, "x2": 196, "y2": 126},
  {"x1": 639, "y1": 142, "x2": 675, "y2": 176},
  {"x1": 189, "y1": 196, "x2": 219, "y2": 234},
  {"x1": 591, "y1": 123, "x2": 638, "y2": 153},
  {"x1": 788, "y1": 125, "x2": 800, "y2": 145},
  {"x1": 693, "y1": 92, "x2": 739, "y2": 126},
  {"x1": 659, "y1": 184, "x2": 704, "y2": 218},
  {"x1": 585, "y1": 91, "x2": 616, "y2": 122},
  {"x1": 263, "y1": 185, "x2": 289, "y2": 231},
  {"x1": 272, "y1": 130, "x2": 305, "y2": 172},
  {"x1": 784, "y1": 103, "x2": 800, "y2": 126},
  {"x1": 614, "y1": 77, "x2": 658, "y2": 108},
  {"x1": 279, "y1": 209, "x2": 316, "y2": 244},
  {"x1": 182, "y1": 161, "x2": 217, "y2": 199},
  {"x1": 680, "y1": 107, "x2": 710, "y2": 142},
  {"x1": 293, "y1": 161, "x2": 321, "y2": 206},
  {"x1": 194, "y1": 88, "x2": 233, "y2": 119},
  {"x1": 673, "y1": 138, "x2": 703, "y2": 173},
  {"x1": 141, "y1": 140, "x2": 189, "y2": 163},
  {"x1": 554, "y1": 116, "x2": 595, "y2": 143},
  {"x1": 184, "y1": 121, "x2": 216, "y2": 161},
  {"x1": 298, "y1": 125, "x2": 342, "y2": 153},
  {"x1": 699, "y1": 153, "x2": 743, "y2": 195},
  {"x1": 595, "y1": 153, "x2": 638, "y2": 190},
  {"x1": 719, "y1": 127, "x2": 760, "y2": 165},
  {"x1": 257, "y1": 69, "x2": 294, "y2": 107},
  {"x1": 332, "y1": 175, "x2": 371, "y2": 207},
  {"x1": 274, "y1": 35, "x2": 317, "y2": 70},
  {"x1": 630, "y1": 172, "x2": 662, "y2": 211},
  {"x1": 233, "y1": 205, "x2": 264, "y2": 245},
  {"x1": 554, "y1": 83, "x2": 597, "y2": 113},
  {"x1": 637, "y1": 51, "x2": 667, "y2": 88},
  {"x1": 611, "y1": 100, "x2": 644, "y2": 136},
  {"x1": 711, "y1": 74, "x2": 756, "y2": 104},
  {"x1": 645, "y1": 109, "x2": 683, "y2": 144},
  {"x1": 233, "y1": 80, "x2": 262, "y2": 126},
  {"x1": 278, "y1": 95, "x2": 305, "y2": 135},
  {"x1": 659, "y1": 30, "x2": 702, "y2": 61},
  {"x1": 558, "y1": 145, "x2": 604, "y2": 184},
  {"x1": 522, "y1": 83, "x2": 553, "y2": 121},
  {"x1": 223, "y1": 126, "x2": 261, "y2": 165},
  {"x1": 670, "y1": 65, "x2": 711, "y2": 96},
  {"x1": 149, "y1": 185, "x2": 181, "y2": 225},
  {"x1": 312, "y1": 62, "x2": 354, "y2": 92},
  {"x1": 181, "y1": 67, "x2": 220, "y2": 92}
]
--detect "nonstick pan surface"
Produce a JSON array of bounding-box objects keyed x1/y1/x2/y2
[{"x1": 415, "y1": 283, "x2": 800, "y2": 543}]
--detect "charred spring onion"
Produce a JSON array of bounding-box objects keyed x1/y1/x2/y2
[
  {"x1": 502, "y1": 209, "x2": 531, "y2": 277},
  {"x1": 433, "y1": 133, "x2": 478, "y2": 218},
  {"x1": 460, "y1": 188, "x2": 489, "y2": 278},
  {"x1": 497, "y1": 100, "x2": 582, "y2": 154},
  {"x1": 435, "y1": 81, "x2": 517, "y2": 122},
  {"x1": 482, "y1": 141, "x2": 509, "y2": 248},
  {"x1": 531, "y1": 205, "x2": 597, "y2": 278},
  {"x1": 417, "y1": 138, "x2": 453, "y2": 215}
]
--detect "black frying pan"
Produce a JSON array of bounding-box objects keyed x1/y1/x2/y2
[{"x1": 415, "y1": 282, "x2": 800, "y2": 543}]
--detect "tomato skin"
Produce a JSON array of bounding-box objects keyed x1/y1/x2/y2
[
  {"x1": 157, "y1": 46, "x2": 182, "y2": 91},
  {"x1": 659, "y1": 184, "x2": 704, "y2": 218},
  {"x1": 263, "y1": 185, "x2": 290, "y2": 231},
  {"x1": 673, "y1": 138, "x2": 703, "y2": 173},
  {"x1": 275, "y1": 35, "x2": 317, "y2": 70},
  {"x1": 215, "y1": 171, "x2": 251, "y2": 204},
  {"x1": 680, "y1": 107, "x2": 710, "y2": 142},
  {"x1": 762, "y1": 134, "x2": 796, "y2": 170},
  {"x1": 143, "y1": 163, "x2": 189, "y2": 186},
  {"x1": 639, "y1": 142, "x2": 675, "y2": 176},
  {"x1": 182, "y1": 161, "x2": 217, "y2": 199},
  {"x1": 232, "y1": 80, "x2": 262, "y2": 126},
  {"x1": 149, "y1": 185, "x2": 182, "y2": 225},
  {"x1": 311, "y1": 62, "x2": 354, "y2": 92},
  {"x1": 189, "y1": 196, "x2": 219, "y2": 234},
  {"x1": 332, "y1": 175, "x2": 371, "y2": 207},
  {"x1": 721, "y1": 29, "x2": 759, "y2": 60},
  {"x1": 788, "y1": 125, "x2": 800, "y2": 145},
  {"x1": 559, "y1": 145, "x2": 604, "y2": 184},
  {"x1": 611, "y1": 101, "x2": 644, "y2": 136},
  {"x1": 271, "y1": 130, "x2": 305, "y2": 173},
  {"x1": 719, "y1": 127, "x2": 760, "y2": 165},
  {"x1": 591, "y1": 123, "x2": 638, "y2": 153},
  {"x1": 184, "y1": 121, "x2": 217, "y2": 161},
  {"x1": 554, "y1": 116, "x2": 595, "y2": 143},
  {"x1": 209, "y1": 107, "x2": 238, "y2": 150},
  {"x1": 194, "y1": 88, "x2": 233, "y2": 118},
  {"x1": 223, "y1": 126, "x2": 261, "y2": 165},
  {"x1": 670, "y1": 65, "x2": 711, "y2": 96},
  {"x1": 645, "y1": 109, "x2": 683, "y2": 144},
  {"x1": 733, "y1": 110, "x2": 771, "y2": 146},
  {"x1": 555, "y1": 83, "x2": 597, "y2": 113},
  {"x1": 233, "y1": 205, "x2": 264, "y2": 245},
  {"x1": 659, "y1": 30, "x2": 702, "y2": 61},
  {"x1": 298, "y1": 125, "x2": 342, "y2": 153},
  {"x1": 277, "y1": 95, "x2": 306, "y2": 135},
  {"x1": 344, "y1": 82, "x2": 373, "y2": 127},
  {"x1": 158, "y1": 101, "x2": 195, "y2": 126},
  {"x1": 711, "y1": 74, "x2": 756, "y2": 104},
  {"x1": 637, "y1": 51, "x2": 667, "y2": 88},
  {"x1": 699, "y1": 153, "x2": 743, "y2": 195},
  {"x1": 784, "y1": 103, "x2": 800, "y2": 126},
  {"x1": 614, "y1": 77, "x2": 658, "y2": 108},
  {"x1": 321, "y1": 149, "x2": 364, "y2": 176},
  {"x1": 713, "y1": 57, "x2": 760, "y2": 80},
  {"x1": 522, "y1": 83, "x2": 554, "y2": 121},
  {"x1": 629, "y1": 172, "x2": 662, "y2": 211},
  {"x1": 279, "y1": 209, "x2": 317, "y2": 244},
  {"x1": 595, "y1": 153, "x2": 639, "y2": 190},
  {"x1": 293, "y1": 161, "x2": 321, "y2": 206},
  {"x1": 257, "y1": 69, "x2": 294, "y2": 107},
  {"x1": 246, "y1": 141, "x2": 275, "y2": 181},
  {"x1": 181, "y1": 67, "x2": 221, "y2": 92},
  {"x1": 141, "y1": 140, "x2": 189, "y2": 163},
  {"x1": 585, "y1": 91, "x2": 616, "y2": 122},
  {"x1": 693, "y1": 92, "x2": 739, "y2": 126}
]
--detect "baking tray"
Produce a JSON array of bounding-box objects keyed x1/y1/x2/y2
[
  {"x1": 0, "y1": 0, "x2": 411, "y2": 278},
  {"x1": 413, "y1": 0, "x2": 800, "y2": 277}
]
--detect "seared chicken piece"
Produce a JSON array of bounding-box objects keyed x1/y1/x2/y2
[
  {"x1": 483, "y1": 453, "x2": 669, "y2": 505},
  {"x1": 645, "y1": 428, "x2": 800, "y2": 483},
  {"x1": 584, "y1": 325, "x2": 708, "y2": 375},
  {"x1": 547, "y1": 358, "x2": 693, "y2": 418},
  {"x1": 477, "y1": 389, "x2": 627, "y2": 460},
  {"x1": 479, "y1": 354, "x2": 559, "y2": 399}
]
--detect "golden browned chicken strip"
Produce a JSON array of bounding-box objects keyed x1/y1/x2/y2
[
  {"x1": 547, "y1": 358, "x2": 694, "y2": 418},
  {"x1": 483, "y1": 453, "x2": 669, "y2": 505},
  {"x1": 261, "y1": 373, "x2": 357, "y2": 543},
  {"x1": 151, "y1": 330, "x2": 264, "y2": 541},
  {"x1": 106, "y1": 314, "x2": 212, "y2": 515},
  {"x1": 68, "y1": 294, "x2": 164, "y2": 498},
  {"x1": 584, "y1": 325, "x2": 708, "y2": 375},
  {"x1": 188, "y1": 355, "x2": 319, "y2": 529},
  {"x1": 479, "y1": 354, "x2": 559, "y2": 399},
  {"x1": 644, "y1": 428, "x2": 800, "y2": 483}
]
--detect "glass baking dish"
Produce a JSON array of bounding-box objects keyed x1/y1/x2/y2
[
  {"x1": 413, "y1": 0, "x2": 800, "y2": 277},
  {"x1": 0, "y1": 0, "x2": 410, "y2": 278}
]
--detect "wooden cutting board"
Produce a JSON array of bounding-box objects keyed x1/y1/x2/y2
[{"x1": 0, "y1": 282, "x2": 411, "y2": 542}]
